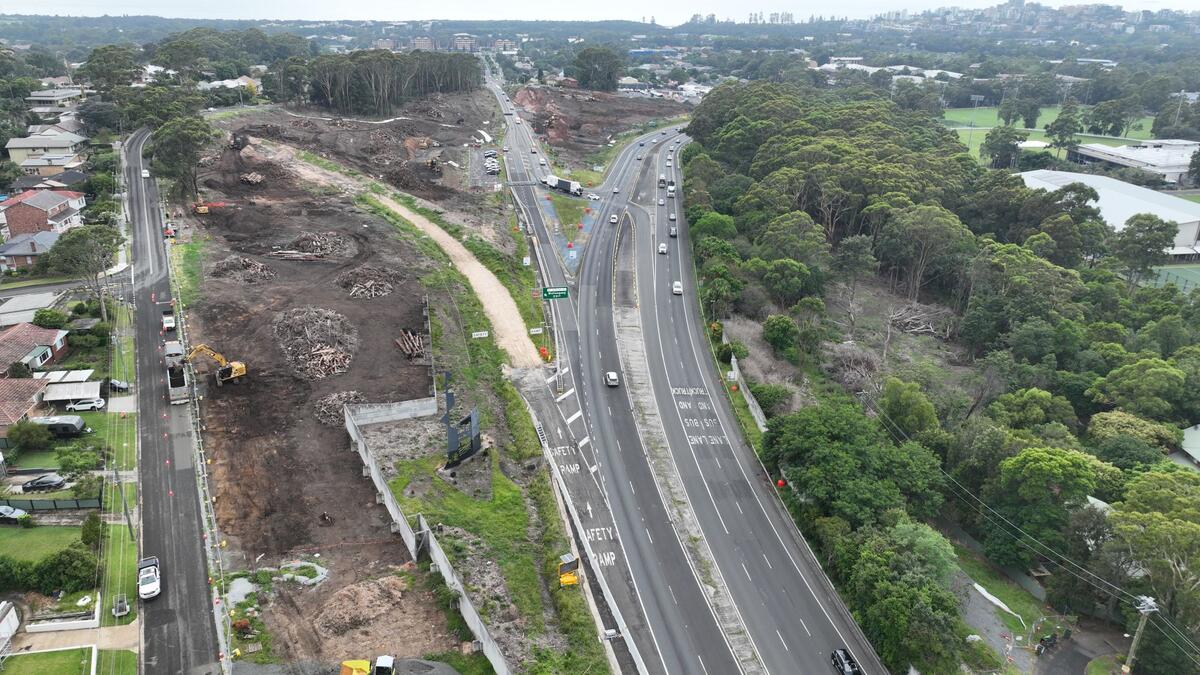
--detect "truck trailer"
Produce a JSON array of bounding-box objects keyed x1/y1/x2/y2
[
  {"x1": 544, "y1": 174, "x2": 583, "y2": 197},
  {"x1": 167, "y1": 365, "x2": 189, "y2": 404}
]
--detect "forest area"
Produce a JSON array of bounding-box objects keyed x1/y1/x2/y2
[{"x1": 682, "y1": 80, "x2": 1200, "y2": 674}]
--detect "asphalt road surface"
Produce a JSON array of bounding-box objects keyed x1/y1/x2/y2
[{"x1": 126, "y1": 129, "x2": 221, "y2": 675}]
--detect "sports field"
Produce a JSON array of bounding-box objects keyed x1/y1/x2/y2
[
  {"x1": 955, "y1": 128, "x2": 1130, "y2": 159},
  {"x1": 942, "y1": 105, "x2": 1155, "y2": 140},
  {"x1": 1150, "y1": 264, "x2": 1200, "y2": 290}
]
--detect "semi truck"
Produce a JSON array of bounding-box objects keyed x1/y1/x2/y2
[
  {"x1": 167, "y1": 365, "x2": 189, "y2": 404},
  {"x1": 543, "y1": 174, "x2": 582, "y2": 196}
]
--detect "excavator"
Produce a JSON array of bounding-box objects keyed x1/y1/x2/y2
[{"x1": 185, "y1": 344, "x2": 247, "y2": 386}]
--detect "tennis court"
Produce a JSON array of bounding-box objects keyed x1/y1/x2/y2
[{"x1": 1150, "y1": 264, "x2": 1200, "y2": 290}]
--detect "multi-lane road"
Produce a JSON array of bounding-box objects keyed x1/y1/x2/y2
[
  {"x1": 487, "y1": 63, "x2": 886, "y2": 675},
  {"x1": 124, "y1": 129, "x2": 220, "y2": 675}
]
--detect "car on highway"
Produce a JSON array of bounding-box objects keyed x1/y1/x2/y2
[
  {"x1": 515, "y1": 119, "x2": 522, "y2": 124},
  {"x1": 658, "y1": 198, "x2": 665, "y2": 205},
  {"x1": 605, "y1": 371, "x2": 620, "y2": 387},
  {"x1": 661, "y1": 129, "x2": 668, "y2": 134},
  {"x1": 138, "y1": 557, "x2": 162, "y2": 600},
  {"x1": 831, "y1": 649, "x2": 862, "y2": 674},
  {"x1": 503, "y1": 146, "x2": 509, "y2": 152},
  {"x1": 66, "y1": 398, "x2": 106, "y2": 412},
  {"x1": 669, "y1": 213, "x2": 677, "y2": 221},
  {"x1": 539, "y1": 158, "x2": 546, "y2": 166},
  {"x1": 636, "y1": 155, "x2": 642, "y2": 160},
  {"x1": 22, "y1": 473, "x2": 66, "y2": 492},
  {"x1": 669, "y1": 226, "x2": 678, "y2": 237},
  {"x1": 141, "y1": 169, "x2": 150, "y2": 179},
  {"x1": 658, "y1": 243, "x2": 668, "y2": 254},
  {"x1": 612, "y1": 187, "x2": 619, "y2": 193},
  {"x1": 639, "y1": 141, "x2": 645, "y2": 146},
  {"x1": 672, "y1": 281, "x2": 683, "y2": 295},
  {"x1": 531, "y1": 148, "x2": 537, "y2": 153},
  {"x1": 0, "y1": 505, "x2": 28, "y2": 523},
  {"x1": 587, "y1": 193, "x2": 600, "y2": 201},
  {"x1": 609, "y1": 214, "x2": 618, "y2": 224}
]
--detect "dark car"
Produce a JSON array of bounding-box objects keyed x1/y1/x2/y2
[
  {"x1": 0, "y1": 505, "x2": 28, "y2": 523},
  {"x1": 22, "y1": 473, "x2": 66, "y2": 492},
  {"x1": 831, "y1": 649, "x2": 862, "y2": 675}
]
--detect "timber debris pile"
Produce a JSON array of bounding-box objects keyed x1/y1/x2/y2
[
  {"x1": 315, "y1": 391, "x2": 366, "y2": 426},
  {"x1": 273, "y1": 306, "x2": 359, "y2": 380},
  {"x1": 337, "y1": 266, "x2": 400, "y2": 299},
  {"x1": 211, "y1": 255, "x2": 275, "y2": 283}
]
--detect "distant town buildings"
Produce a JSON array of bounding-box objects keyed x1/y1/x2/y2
[
  {"x1": 451, "y1": 33, "x2": 477, "y2": 52},
  {"x1": 410, "y1": 36, "x2": 435, "y2": 51},
  {"x1": 1069, "y1": 140, "x2": 1200, "y2": 184}
]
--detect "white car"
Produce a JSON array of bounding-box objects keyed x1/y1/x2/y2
[
  {"x1": 515, "y1": 119, "x2": 522, "y2": 124},
  {"x1": 636, "y1": 155, "x2": 643, "y2": 160},
  {"x1": 609, "y1": 214, "x2": 619, "y2": 224},
  {"x1": 539, "y1": 158, "x2": 546, "y2": 165},
  {"x1": 587, "y1": 193, "x2": 601, "y2": 201},
  {"x1": 503, "y1": 146, "x2": 509, "y2": 152},
  {"x1": 658, "y1": 243, "x2": 668, "y2": 255},
  {"x1": 658, "y1": 198, "x2": 665, "y2": 205},
  {"x1": 669, "y1": 213, "x2": 677, "y2": 221},
  {"x1": 66, "y1": 398, "x2": 106, "y2": 412},
  {"x1": 672, "y1": 281, "x2": 683, "y2": 295},
  {"x1": 605, "y1": 371, "x2": 620, "y2": 387},
  {"x1": 140, "y1": 169, "x2": 150, "y2": 179},
  {"x1": 612, "y1": 187, "x2": 619, "y2": 193},
  {"x1": 137, "y1": 557, "x2": 161, "y2": 600}
]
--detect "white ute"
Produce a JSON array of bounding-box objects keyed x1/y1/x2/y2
[{"x1": 137, "y1": 557, "x2": 161, "y2": 600}]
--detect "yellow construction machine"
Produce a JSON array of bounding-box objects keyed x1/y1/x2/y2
[{"x1": 185, "y1": 344, "x2": 247, "y2": 385}]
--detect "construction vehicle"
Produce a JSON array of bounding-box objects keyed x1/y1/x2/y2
[
  {"x1": 167, "y1": 365, "x2": 190, "y2": 404},
  {"x1": 558, "y1": 553, "x2": 580, "y2": 587},
  {"x1": 185, "y1": 344, "x2": 247, "y2": 385},
  {"x1": 193, "y1": 201, "x2": 235, "y2": 215}
]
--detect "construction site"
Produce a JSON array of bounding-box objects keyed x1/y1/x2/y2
[{"x1": 179, "y1": 84, "x2": 686, "y2": 670}]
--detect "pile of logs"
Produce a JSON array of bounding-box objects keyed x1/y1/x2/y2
[
  {"x1": 240, "y1": 172, "x2": 264, "y2": 185},
  {"x1": 273, "y1": 306, "x2": 359, "y2": 380},
  {"x1": 394, "y1": 330, "x2": 425, "y2": 360},
  {"x1": 314, "y1": 391, "x2": 366, "y2": 426},
  {"x1": 337, "y1": 265, "x2": 399, "y2": 298},
  {"x1": 265, "y1": 250, "x2": 328, "y2": 262},
  {"x1": 889, "y1": 303, "x2": 957, "y2": 340},
  {"x1": 211, "y1": 255, "x2": 275, "y2": 283},
  {"x1": 291, "y1": 231, "x2": 348, "y2": 257},
  {"x1": 349, "y1": 280, "x2": 393, "y2": 298}
]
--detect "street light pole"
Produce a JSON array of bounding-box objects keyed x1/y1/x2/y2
[{"x1": 1123, "y1": 596, "x2": 1158, "y2": 674}]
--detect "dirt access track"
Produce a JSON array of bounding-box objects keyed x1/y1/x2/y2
[
  {"x1": 513, "y1": 85, "x2": 690, "y2": 167},
  {"x1": 183, "y1": 135, "x2": 454, "y2": 662}
]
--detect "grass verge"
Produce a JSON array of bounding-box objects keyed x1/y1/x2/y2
[
  {"x1": 100, "y1": 524, "x2": 138, "y2": 627},
  {"x1": 952, "y1": 542, "x2": 1046, "y2": 636},
  {"x1": 1087, "y1": 654, "x2": 1123, "y2": 675},
  {"x1": 170, "y1": 239, "x2": 205, "y2": 307},
  {"x1": 96, "y1": 649, "x2": 138, "y2": 675},
  {"x1": 80, "y1": 411, "x2": 138, "y2": 471},
  {"x1": 0, "y1": 647, "x2": 91, "y2": 675},
  {"x1": 0, "y1": 275, "x2": 73, "y2": 290},
  {"x1": 0, "y1": 525, "x2": 80, "y2": 562},
  {"x1": 548, "y1": 194, "x2": 586, "y2": 242}
]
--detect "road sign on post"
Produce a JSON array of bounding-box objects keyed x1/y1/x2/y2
[{"x1": 542, "y1": 286, "x2": 568, "y2": 300}]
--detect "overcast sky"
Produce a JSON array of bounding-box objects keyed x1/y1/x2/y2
[{"x1": 24, "y1": 0, "x2": 1198, "y2": 25}]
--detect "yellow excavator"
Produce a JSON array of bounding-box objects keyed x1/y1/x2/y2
[{"x1": 185, "y1": 344, "x2": 247, "y2": 386}]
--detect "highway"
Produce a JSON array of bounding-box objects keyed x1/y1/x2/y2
[
  {"x1": 486, "y1": 62, "x2": 884, "y2": 675},
  {"x1": 125, "y1": 129, "x2": 221, "y2": 675}
]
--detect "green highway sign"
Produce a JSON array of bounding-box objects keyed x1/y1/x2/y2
[{"x1": 542, "y1": 286, "x2": 569, "y2": 300}]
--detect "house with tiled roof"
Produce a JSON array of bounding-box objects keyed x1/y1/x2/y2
[
  {"x1": 4, "y1": 131, "x2": 87, "y2": 164},
  {"x1": 0, "y1": 231, "x2": 59, "y2": 271},
  {"x1": 0, "y1": 190, "x2": 85, "y2": 238},
  {"x1": 0, "y1": 377, "x2": 49, "y2": 448},
  {"x1": 0, "y1": 322, "x2": 69, "y2": 372}
]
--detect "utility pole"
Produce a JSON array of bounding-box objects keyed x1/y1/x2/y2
[{"x1": 1123, "y1": 596, "x2": 1158, "y2": 674}]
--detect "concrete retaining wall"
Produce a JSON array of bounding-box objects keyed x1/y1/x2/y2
[{"x1": 25, "y1": 595, "x2": 100, "y2": 633}]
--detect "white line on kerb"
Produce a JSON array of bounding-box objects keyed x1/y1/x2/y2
[
  {"x1": 565, "y1": 410, "x2": 583, "y2": 424},
  {"x1": 555, "y1": 387, "x2": 575, "y2": 402}
]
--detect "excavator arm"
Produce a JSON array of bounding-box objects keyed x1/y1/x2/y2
[{"x1": 184, "y1": 344, "x2": 247, "y2": 384}]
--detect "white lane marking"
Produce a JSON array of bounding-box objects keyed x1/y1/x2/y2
[
  {"x1": 799, "y1": 617, "x2": 811, "y2": 637},
  {"x1": 547, "y1": 367, "x2": 568, "y2": 383},
  {"x1": 607, "y1": 406, "x2": 612, "y2": 417},
  {"x1": 736, "y1": 502, "x2": 744, "y2": 515},
  {"x1": 555, "y1": 387, "x2": 575, "y2": 403},
  {"x1": 697, "y1": 654, "x2": 711, "y2": 675},
  {"x1": 578, "y1": 436, "x2": 590, "y2": 448},
  {"x1": 645, "y1": 527, "x2": 654, "y2": 544},
  {"x1": 669, "y1": 585, "x2": 678, "y2": 605},
  {"x1": 565, "y1": 410, "x2": 582, "y2": 424},
  {"x1": 776, "y1": 630, "x2": 789, "y2": 652},
  {"x1": 741, "y1": 562, "x2": 751, "y2": 581},
  {"x1": 762, "y1": 553, "x2": 773, "y2": 570},
  {"x1": 629, "y1": 480, "x2": 636, "y2": 495}
]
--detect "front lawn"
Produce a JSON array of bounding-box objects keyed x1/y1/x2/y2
[
  {"x1": 0, "y1": 647, "x2": 91, "y2": 675},
  {"x1": 9, "y1": 450, "x2": 59, "y2": 469},
  {"x1": 0, "y1": 525, "x2": 81, "y2": 562},
  {"x1": 96, "y1": 649, "x2": 137, "y2": 675}
]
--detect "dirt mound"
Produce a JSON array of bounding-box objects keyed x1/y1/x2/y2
[
  {"x1": 337, "y1": 265, "x2": 400, "y2": 299},
  {"x1": 211, "y1": 255, "x2": 275, "y2": 283},
  {"x1": 315, "y1": 391, "x2": 366, "y2": 426},
  {"x1": 314, "y1": 575, "x2": 407, "y2": 638},
  {"x1": 273, "y1": 306, "x2": 359, "y2": 380}
]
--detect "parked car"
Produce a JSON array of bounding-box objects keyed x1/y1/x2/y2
[
  {"x1": 108, "y1": 379, "x2": 131, "y2": 392},
  {"x1": 22, "y1": 474, "x2": 65, "y2": 492},
  {"x1": 0, "y1": 505, "x2": 28, "y2": 523},
  {"x1": 66, "y1": 398, "x2": 106, "y2": 412},
  {"x1": 605, "y1": 371, "x2": 620, "y2": 387},
  {"x1": 137, "y1": 557, "x2": 161, "y2": 600},
  {"x1": 658, "y1": 243, "x2": 668, "y2": 254}
]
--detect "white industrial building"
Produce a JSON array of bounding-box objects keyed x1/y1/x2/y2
[
  {"x1": 1068, "y1": 139, "x2": 1199, "y2": 184},
  {"x1": 1018, "y1": 170, "x2": 1200, "y2": 258}
]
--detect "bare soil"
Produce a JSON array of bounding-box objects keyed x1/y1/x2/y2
[
  {"x1": 513, "y1": 85, "x2": 689, "y2": 167},
  {"x1": 185, "y1": 137, "x2": 446, "y2": 661}
]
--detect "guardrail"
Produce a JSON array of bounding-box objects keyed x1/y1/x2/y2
[{"x1": 343, "y1": 407, "x2": 511, "y2": 675}]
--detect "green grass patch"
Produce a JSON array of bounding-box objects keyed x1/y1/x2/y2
[
  {"x1": 170, "y1": 239, "x2": 205, "y2": 307},
  {"x1": 355, "y1": 194, "x2": 448, "y2": 264},
  {"x1": 231, "y1": 592, "x2": 277, "y2": 664},
  {"x1": 1, "y1": 647, "x2": 91, "y2": 675},
  {"x1": 391, "y1": 455, "x2": 543, "y2": 631},
  {"x1": 9, "y1": 450, "x2": 59, "y2": 469},
  {"x1": 102, "y1": 483, "x2": 136, "y2": 518},
  {"x1": 1087, "y1": 654, "x2": 1123, "y2": 675},
  {"x1": 942, "y1": 105, "x2": 1153, "y2": 140},
  {"x1": 0, "y1": 275, "x2": 73, "y2": 290},
  {"x1": 79, "y1": 411, "x2": 138, "y2": 471},
  {"x1": 101, "y1": 523, "x2": 138, "y2": 626},
  {"x1": 952, "y1": 543, "x2": 1046, "y2": 636},
  {"x1": 548, "y1": 194, "x2": 587, "y2": 242},
  {"x1": 955, "y1": 127, "x2": 1132, "y2": 161},
  {"x1": 297, "y1": 149, "x2": 360, "y2": 177},
  {"x1": 726, "y1": 379, "x2": 765, "y2": 454},
  {"x1": 0, "y1": 525, "x2": 81, "y2": 562},
  {"x1": 96, "y1": 649, "x2": 137, "y2": 675},
  {"x1": 422, "y1": 651, "x2": 493, "y2": 675},
  {"x1": 1183, "y1": 194, "x2": 1200, "y2": 204},
  {"x1": 205, "y1": 107, "x2": 265, "y2": 121}
]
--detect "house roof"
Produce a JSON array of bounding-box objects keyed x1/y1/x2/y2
[
  {"x1": 19, "y1": 155, "x2": 83, "y2": 168},
  {"x1": 4, "y1": 132, "x2": 87, "y2": 149},
  {"x1": 1018, "y1": 170, "x2": 1200, "y2": 232},
  {"x1": 8, "y1": 170, "x2": 88, "y2": 191},
  {"x1": 33, "y1": 369, "x2": 94, "y2": 383},
  {"x1": 24, "y1": 88, "x2": 83, "y2": 101},
  {"x1": 0, "y1": 377, "x2": 48, "y2": 426},
  {"x1": 0, "y1": 232, "x2": 59, "y2": 257},
  {"x1": 1, "y1": 190, "x2": 82, "y2": 212},
  {"x1": 43, "y1": 381, "x2": 100, "y2": 402},
  {"x1": 0, "y1": 323, "x2": 67, "y2": 368}
]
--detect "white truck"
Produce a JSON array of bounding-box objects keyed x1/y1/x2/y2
[
  {"x1": 137, "y1": 557, "x2": 161, "y2": 600},
  {"x1": 161, "y1": 309, "x2": 176, "y2": 332},
  {"x1": 544, "y1": 174, "x2": 583, "y2": 197}
]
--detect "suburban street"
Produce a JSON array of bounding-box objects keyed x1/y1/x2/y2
[
  {"x1": 488, "y1": 61, "x2": 885, "y2": 674},
  {"x1": 124, "y1": 128, "x2": 221, "y2": 675}
]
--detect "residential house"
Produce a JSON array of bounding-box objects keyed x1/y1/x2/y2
[
  {"x1": 4, "y1": 131, "x2": 88, "y2": 164},
  {"x1": 28, "y1": 117, "x2": 84, "y2": 135},
  {"x1": 8, "y1": 170, "x2": 88, "y2": 192},
  {"x1": 0, "y1": 377, "x2": 50, "y2": 448},
  {"x1": 19, "y1": 155, "x2": 86, "y2": 177},
  {"x1": 0, "y1": 232, "x2": 59, "y2": 271},
  {"x1": 197, "y1": 75, "x2": 260, "y2": 91},
  {"x1": 38, "y1": 76, "x2": 74, "y2": 89},
  {"x1": 0, "y1": 190, "x2": 86, "y2": 237},
  {"x1": 23, "y1": 88, "x2": 84, "y2": 106},
  {"x1": 0, "y1": 322, "x2": 70, "y2": 372},
  {"x1": 28, "y1": 106, "x2": 77, "y2": 123}
]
